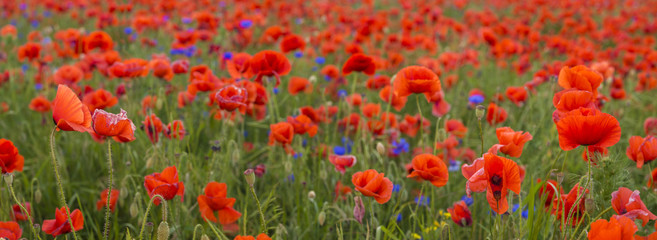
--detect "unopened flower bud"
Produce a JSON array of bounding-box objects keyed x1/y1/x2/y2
[
  {"x1": 232, "y1": 150, "x2": 240, "y2": 164},
  {"x1": 319, "y1": 169, "x2": 327, "y2": 180},
  {"x1": 130, "y1": 202, "x2": 139, "y2": 218},
  {"x1": 318, "y1": 211, "x2": 326, "y2": 226},
  {"x1": 3, "y1": 173, "x2": 13, "y2": 186},
  {"x1": 475, "y1": 105, "x2": 485, "y2": 120},
  {"x1": 35, "y1": 189, "x2": 42, "y2": 204},
  {"x1": 244, "y1": 169, "x2": 255, "y2": 187},
  {"x1": 353, "y1": 196, "x2": 365, "y2": 224},
  {"x1": 308, "y1": 191, "x2": 316, "y2": 200},
  {"x1": 157, "y1": 221, "x2": 169, "y2": 240},
  {"x1": 309, "y1": 75, "x2": 317, "y2": 84},
  {"x1": 376, "y1": 142, "x2": 385, "y2": 155},
  {"x1": 200, "y1": 234, "x2": 210, "y2": 240}
]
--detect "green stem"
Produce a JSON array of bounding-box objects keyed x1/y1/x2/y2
[
  {"x1": 103, "y1": 140, "x2": 114, "y2": 239},
  {"x1": 478, "y1": 120, "x2": 484, "y2": 156},
  {"x1": 49, "y1": 127, "x2": 79, "y2": 240},
  {"x1": 138, "y1": 194, "x2": 167, "y2": 240},
  {"x1": 248, "y1": 184, "x2": 267, "y2": 233},
  {"x1": 7, "y1": 179, "x2": 41, "y2": 240}
]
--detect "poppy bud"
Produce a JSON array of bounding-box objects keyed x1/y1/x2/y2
[
  {"x1": 157, "y1": 221, "x2": 169, "y2": 240},
  {"x1": 475, "y1": 105, "x2": 485, "y2": 120},
  {"x1": 35, "y1": 189, "x2": 42, "y2": 203},
  {"x1": 376, "y1": 142, "x2": 385, "y2": 155},
  {"x1": 318, "y1": 211, "x2": 326, "y2": 226},
  {"x1": 309, "y1": 75, "x2": 317, "y2": 84},
  {"x1": 244, "y1": 169, "x2": 255, "y2": 187},
  {"x1": 308, "y1": 191, "x2": 316, "y2": 200},
  {"x1": 130, "y1": 196, "x2": 139, "y2": 218},
  {"x1": 585, "y1": 198, "x2": 596, "y2": 215},
  {"x1": 438, "y1": 129, "x2": 447, "y2": 142},
  {"x1": 201, "y1": 235, "x2": 210, "y2": 240},
  {"x1": 145, "y1": 222, "x2": 154, "y2": 237},
  {"x1": 232, "y1": 150, "x2": 240, "y2": 164},
  {"x1": 354, "y1": 196, "x2": 365, "y2": 224},
  {"x1": 284, "y1": 160, "x2": 292, "y2": 172},
  {"x1": 319, "y1": 168, "x2": 327, "y2": 180},
  {"x1": 3, "y1": 173, "x2": 13, "y2": 186}
]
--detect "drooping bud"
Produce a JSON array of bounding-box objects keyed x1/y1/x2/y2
[
  {"x1": 376, "y1": 142, "x2": 385, "y2": 155},
  {"x1": 308, "y1": 191, "x2": 316, "y2": 200},
  {"x1": 475, "y1": 105, "x2": 485, "y2": 120},
  {"x1": 318, "y1": 211, "x2": 326, "y2": 226},
  {"x1": 157, "y1": 221, "x2": 169, "y2": 240},
  {"x1": 35, "y1": 189, "x2": 42, "y2": 204},
  {"x1": 3, "y1": 173, "x2": 13, "y2": 186},
  {"x1": 244, "y1": 169, "x2": 255, "y2": 187},
  {"x1": 130, "y1": 202, "x2": 139, "y2": 218},
  {"x1": 200, "y1": 234, "x2": 210, "y2": 240},
  {"x1": 353, "y1": 196, "x2": 365, "y2": 224},
  {"x1": 437, "y1": 128, "x2": 447, "y2": 142}
]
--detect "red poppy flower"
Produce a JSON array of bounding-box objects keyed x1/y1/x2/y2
[
  {"x1": 84, "y1": 31, "x2": 114, "y2": 53},
  {"x1": 445, "y1": 120, "x2": 468, "y2": 138},
  {"x1": 29, "y1": 95, "x2": 51, "y2": 113},
  {"x1": 537, "y1": 179, "x2": 561, "y2": 208},
  {"x1": 556, "y1": 108, "x2": 621, "y2": 151},
  {"x1": 366, "y1": 75, "x2": 390, "y2": 90},
  {"x1": 197, "y1": 182, "x2": 241, "y2": 224},
  {"x1": 54, "y1": 65, "x2": 84, "y2": 86},
  {"x1": 342, "y1": 53, "x2": 376, "y2": 76},
  {"x1": 588, "y1": 215, "x2": 637, "y2": 240},
  {"x1": 465, "y1": 153, "x2": 521, "y2": 214},
  {"x1": 399, "y1": 114, "x2": 430, "y2": 138},
  {"x1": 407, "y1": 154, "x2": 449, "y2": 188},
  {"x1": 486, "y1": 103, "x2": 508, "y2": 126},
  {"x1": 83, "y1": 89, "x2": 118, "y2": 114},
  {"x1": 214, "y1": 85, "x2": 248, "y2": 112},
  {"x1": 505, "y1": 86, "x2": 528, "y2": 107},
  {"x1": 142, "y1": 114, "x2": 164, "y2": 144},
  {"x1": 268, "y1": 122, "x2": 295, "y2": 154},
  {"x1": 165, "y1": 120, "x2": 185, "y2": 140},
  {"x1": 582, "y1": 145, "x2": 608, "y2": 163},
  {"x1": 447, "y1": 201, "x2": 472, "y2": 227},
  {"x1": 648, "y1": 168, "x2": 657, "y2": 188},
  {"x1": 234, "y1": 233, "x2": 272, "y2": 240},
  {"x1": 552, "y1": 89, "x2": 596, "y2": 122},
  {"x1": 287, "y1": 114, "x2": 318, "y2": 137},
  {"x1": 96, "y1": 189, "x2": 119, "y2": 212},
  {"x1": 335, "y1": 181, "x2": 352, "y2": 201},
  {"x1": 645, "y1": 117, "x2": 657, "y2": 136},
  {"x1": 92, "y1": 109, "x2": 136, "y2": 143},
  {"x1": 144, "y1": 166, "x2": 185, "y2": 205},
  {"x1": 226, "y1": 53, "x2": 253, "y2": 80},
  {"x1": 626, "y1": 136, "x2": 657, "y2": 168},
  {"x1": 351, "y1": 169, "x2": 393, "y2": 204},
  {"x1": 171, "y1": 60, "x2": 190, "y2": 74},
  {"x1": 611, "y1": 187, "x2": 657, "y2": 226},
  {"x1": 487, "y1": 127, "x2": 533, "y2": 158},
  {"x1": 392, "y1": 66, "x2": 441, "y2": 101},
  {"x1": 280, "y1": 34, "x2": 306, "y2": 53},
  {"x1": 0, "y1": 221, "x2": 22, "y2": 240},
  {"x1": 42, "y1": 207, "x2": 84, "y2": 237},
  {"x1": 558, "y1": 65, "x2": 603, "y2": 97},
  {"x1": 287, "y1": 76, "x2": 312, "y2": 95},
  {"x1": 150, "y1": 59, "x2": 174, "y2": 81},
  {"x1": 329, "y1": 154, "x2": 357, "y2": 174},
  {"x1": 361, "y1": 103, "x2": 381, "y2": 119},
  {"x1": 249, "y1": 50, "x2": 291, "y2": 87},
  {"x1": 52, "y1": 84, "x2": 93, "y2": 132},
  {"x1": 17, "y1": 42, "x2": 41, "y2": 62},
  {"x1": 12, "y1": 202, "x2": 31, "y2": 221},
  {"x1": 554, "y1": 183, "x2": 588, "y2": 226},
  {"x1": 0, "y1": 139, "x2": 24, "y2": 174}
]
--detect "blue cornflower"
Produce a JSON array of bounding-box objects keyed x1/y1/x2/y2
[
  {"x1": 337, "y1": 89, "x2": 348, "y2": 98},
  {"x1": 392, "y1": 184, "x2": 401, "y2": 193},
  {"x1": 30, "y1": 20, "x2": 39, "y2": 28},
  {"x1": 35, "y1": 83, "x2": 43, "y2": 91},
  {"x1": 302, "y1": 139, "x2": 308, "y2": 147},
  {"x1": 333, "y1": 146, "x2": 346, "y2": 155},
  {"x1": 43, "y1": 11, "x2": 51, "y2": 18},
  {"x1": 396, "y1": 213, "x2": 403, "y2": 222},
  {"x1": 324, "y1": 75, "x2": 332, "y2": 82},
  {"x1": 315, "y1": 57, "x2": 326, "y2": 65},
  {"x1": 294, "y1": 51, "x2": 303, "y2": 58},
  {"x1": 468, "y1": 95, "x2": 484, "y2": 104},
  {"x1": 287, "y1": 174, "x2": 295, "y2": 182},
  {"x1": 273, "y1": 88, "x2": 279, "y2": 94},
  {"x1": 391, "y1": 138, "x2": 410, "y2": 155},
  {"x1": 182, "y1": 17, "x2": 192, "y2": 24},
  {"x1": 415, "y1": 196, "x2": 430, "y2": 206},
  {"x1": 239, "y1": 19, "x2": 253, "y2": 29},
  {"x1": 294, "y1": 153, "x2": 302, "y2": 159},
  {"x1": 124, "y1": 27, "x2": 134, "y2": 35},
  {"x1": 460, "y1": 195, "x2": 474, "y2": 206},
  {"x1": 223, "y1": 51, "x2": 233, "y2": 60},
  {"x1": 448, "y1": 160, "x2": 462, "y2": 172}
]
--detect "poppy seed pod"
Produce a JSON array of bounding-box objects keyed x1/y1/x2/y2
[
  {"x1": 475, "y1": 105, "x2": 485, "y2": 120},
  {"x1": 157, "y1": 221, "x2": 169, "y2": 240},
  {"x1": 244, "y1": 169, "x2": 256, "y2": 187}
]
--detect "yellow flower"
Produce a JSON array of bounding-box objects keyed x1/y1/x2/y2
[{"x1": 412, "y1": 233, "x2": 422, "y2": 239}]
